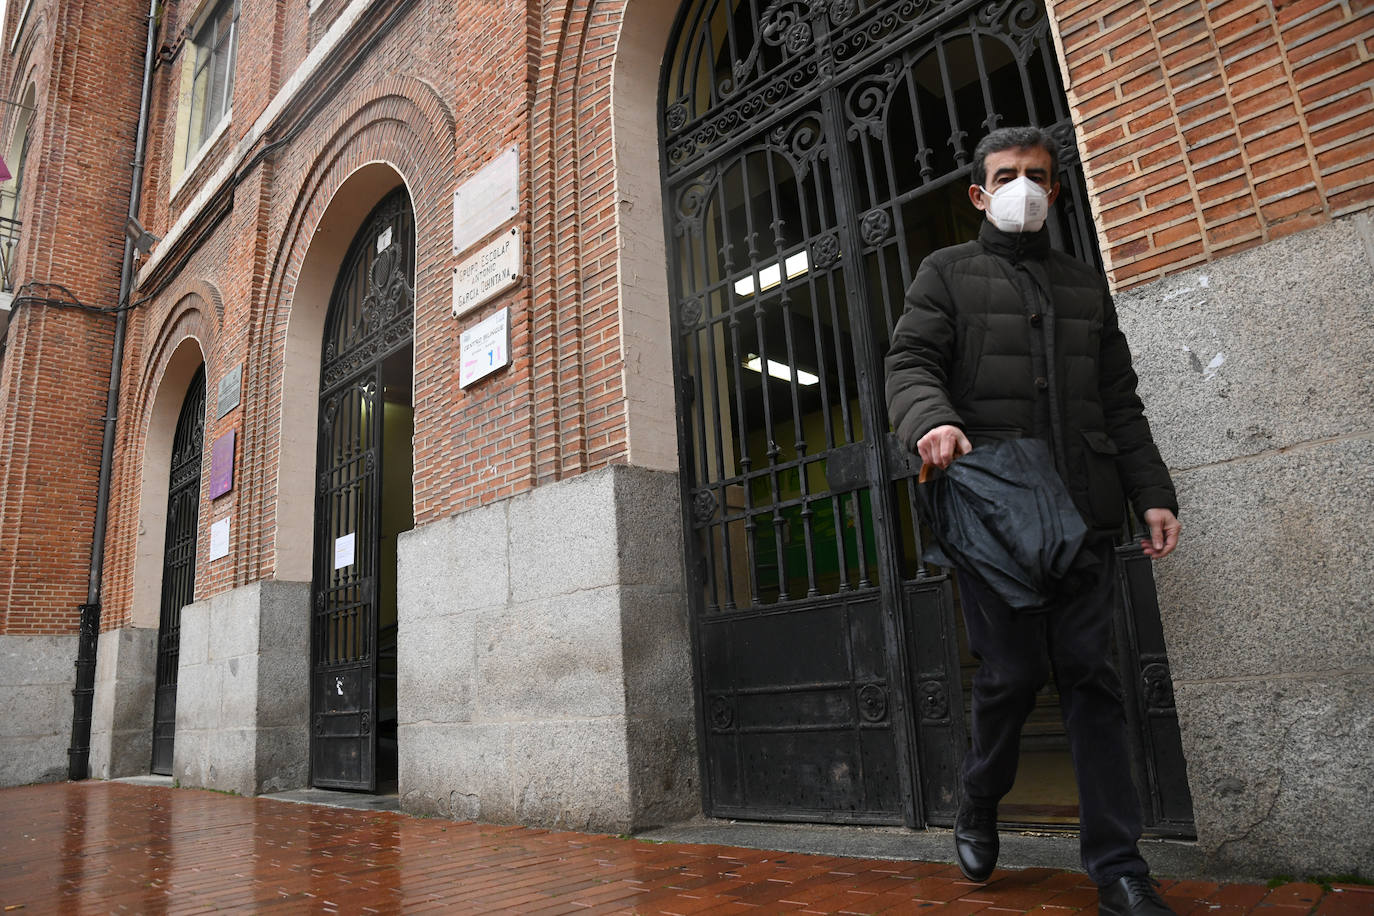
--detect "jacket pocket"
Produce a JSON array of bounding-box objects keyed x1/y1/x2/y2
[{"x1": 1078, "y1": 429, "x2": 1125, "y2": 529}]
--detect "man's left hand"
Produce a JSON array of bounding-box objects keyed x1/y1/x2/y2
[{"x1": 1141, "y1": 508, "x2": 1181, "y2": 559}]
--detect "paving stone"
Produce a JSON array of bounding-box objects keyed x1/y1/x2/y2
[{"x1": 0, "y1": 781, "x2": 1345, "y2": 915}]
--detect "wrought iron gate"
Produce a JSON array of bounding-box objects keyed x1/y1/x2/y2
[
  {"x1": 152, "y1": 366, "x2": 205, "y2": 775},
  {"x1": 311, "y1": 189, "x2": 414, "y2": 791},
  {"x1": 661, "y1": 0, "x2": 1191, "y2": 830}
]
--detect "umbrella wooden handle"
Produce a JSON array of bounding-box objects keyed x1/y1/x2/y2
[{"x1": 919, "y1": 463, "x2": 933, "y2": 484}]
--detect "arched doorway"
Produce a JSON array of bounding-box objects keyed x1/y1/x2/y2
[
  {"x1": 151, "y1": 365, "x2": 206, "y2": 775},
  {"x1": 659, "y1": 0, "x2": 1192, "y2": 832},
  {"x1": 310, "y1": 188, "x2": 415, "y2": 792}
]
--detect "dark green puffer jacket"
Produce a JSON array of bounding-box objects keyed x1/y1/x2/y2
[{"x1": 885, "y1": 221, "x2": 1177, "y2": 534}]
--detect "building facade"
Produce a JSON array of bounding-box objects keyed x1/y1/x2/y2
[{"x1": 0, "y1": 0, "x2": 1370, "y2": 878}]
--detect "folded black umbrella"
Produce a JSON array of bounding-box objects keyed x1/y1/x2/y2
[{"x1": 918, "y1": 437, "x2": 1092, "y2": 611}]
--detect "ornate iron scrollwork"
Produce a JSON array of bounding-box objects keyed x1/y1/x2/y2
[
  {"x1": 846, "y1": 60, "x2": 902, "y2": 140},
  {"x1": 860, "y1": 209, "x2": 892, "y2": 246},
  {"x1": 693, "y1": 489, "x2": 718, "y2": 523},
  {"x1": 1142, "y1": 663, "x2": 1175, "y2": 712},
  {"x1": 858, "y1": 684, "x2": 888, "y2": 722},
  {"x1": 770, "y1": 113, "x2": 828, "y2": 181},
  {"x1": 976, "y1": 0, "x2": 1046, "y2": 61},
  {"x1": 673, "y1": 169, "x2": 717, "y2": 238},
  {"x1": 918, "y1": 679, "x2": 949, "y2": 722},
  {"x1": 1049, "y1": 121, "x2": 1081, "y2": 170},
  {"x1": 828, "y1": 0, "x2": 941, "y2": 69},
  {"x1": 679, "y1": 297, "x2": 704, "y2": 331},
  {"x1": 811, "y1": 234, "x2": 841, "y2": 268},
  {"x1": 710, "y1": 695, "x2": 735, "y2": 730},
  {"x1": 665, "y1": 102, "x2": 689, "y2": 133}
]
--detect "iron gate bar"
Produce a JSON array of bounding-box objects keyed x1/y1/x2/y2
[{"x1": 817, "y1": 49, "x2": 921, "y2": 825}]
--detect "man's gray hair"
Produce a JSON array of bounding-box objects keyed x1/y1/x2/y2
[{"x1": 971, "y1": 126, "x2": 1060, "y2": 187}]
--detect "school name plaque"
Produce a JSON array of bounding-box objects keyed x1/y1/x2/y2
[{"x1": 452, "y1": 227, "x2": 520, "y2": 319}]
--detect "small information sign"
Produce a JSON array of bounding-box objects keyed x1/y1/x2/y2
[
  {"x1": 453, "y1": 146, "x2": 519, "y2": 255},
  {"x1": 459, "y1": 307, "x2": 511, "y2": 389},
  {"x1": 216, "y1": 364, "x2": 242, "y2": 418},
  {"x1": 334, "y1": 532, "x2": 356, "y2": 570},
  {"x1": 209, "y1": 517, "x2": 230, "y2": 561},
  {"x1": 452, "y1": 227, "x2": 520, "y2": 318},
  {"x1": 209, "y1": 429, "x2": 236, "y2": 499}
]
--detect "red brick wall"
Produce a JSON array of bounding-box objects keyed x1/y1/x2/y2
[
  {"x1": 0, "y1": 0, "x2": 146, "y2": 635},
  {"x1": 1052, "y1": 0, "x2": 1374, "y2": 288}
]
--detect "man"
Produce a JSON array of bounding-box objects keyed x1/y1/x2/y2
[{"x1": 885, "y1": 126, "x2": 1181, "y2": 916}]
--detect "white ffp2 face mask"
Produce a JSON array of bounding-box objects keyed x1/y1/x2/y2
[{"x1": 979, "y1": 176, "x2": 1050, "y2": 233}]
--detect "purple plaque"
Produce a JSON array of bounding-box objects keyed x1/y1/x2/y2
[{"x1": 209, "y1": 429, "x2": 236, "y2": 499}]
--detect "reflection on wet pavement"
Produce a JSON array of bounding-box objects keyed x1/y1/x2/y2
[{"x1": 0, "y1": 782, "x2": 1360, "y2": 914}]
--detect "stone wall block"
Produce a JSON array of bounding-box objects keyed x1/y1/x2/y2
[
  {"x1": 254, "y1": 581, "x2": 310, "y2": 729},
  {"x1": 1176, "y1": 675, "x2": 1374, "y2": 875},
  {"x1": 175, "y1": 726, "x2": 257, "y2": 797},
  {"x1": 476, "y1": 588, "x2": 626, "y2": 721},
  {"x1": 399, "y1": 721, "x2": 510, "y2": 820},
  {"x1": 209, "y1": 585, "x2": 262, "y2": 660},
  {"x1": 1156, "y1": 437, "x2": 1374, "y2": 682},
  {"x1": 626, "y1": 715, "x2": 699, "y2": 828},
  {"x1": 619, "y1": 585, "x2": 694, "y2": 724},
  {"x1": 255, "y1": 725, "x2": 309, "y2": 795},
  {"x1": 508, "y1": 473, "x2": 619, "y2": 602},
  {"x1": 89, "y1": 627, "x2": 157, "y2": 779},
  {"x1": 169, "y1": 583, "x2": 310, "y2": 795},
  {"x1": 506, "y1": 719, "x2": 633, "y2": 833},
  {"x1": 397, "y1": 608, "x2": 478, "y2": 728},
  {"x1": 1116, "y1": 216, "x2": 1374, "y2": 470},
  {"x1": 178, "y1": 598, "x2": 210, "y2": 668},
  {"x1": 612, "y1": 466, "x2": 686, "y2": 589},
  {"x1": 217, "y1": 654, "x2": 261, "y2": 728},
  {"x1": 398, "y1": 501, "x2": 509, "y2": 616}
]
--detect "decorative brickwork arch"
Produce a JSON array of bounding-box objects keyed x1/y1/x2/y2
[
  {"x1": 254, "y1": 83, "x2": 453, "y2": 583},
  {"x1": 127, "y1": 303, "x2": 216, "y2": 632}
]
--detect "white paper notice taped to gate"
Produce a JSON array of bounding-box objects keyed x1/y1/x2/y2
[{"x1": 334, "y1": 532, "x2": 356, "y2": 570}]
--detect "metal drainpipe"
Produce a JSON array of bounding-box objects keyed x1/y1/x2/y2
[{"x1": 68, "y1": 0, "x2": 161, "y2": 781}]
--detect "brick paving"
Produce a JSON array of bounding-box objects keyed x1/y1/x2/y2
[{"x1": 0, "y1": 782, "x2": 1369, "y2": 915}]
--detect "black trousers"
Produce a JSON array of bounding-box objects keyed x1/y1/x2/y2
[{"x1": 956, "y1": 542, "x2": 1148, "y2": 885}]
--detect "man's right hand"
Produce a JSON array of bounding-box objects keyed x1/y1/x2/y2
[{"x1": 916, "y1": 424, "x2": 972, "y2": 469}]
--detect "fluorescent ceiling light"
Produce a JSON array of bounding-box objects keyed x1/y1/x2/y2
[
  {"x1": 745, "y1": 353, "x2": 819, "y2": 386},
  {"x1": 733, "y1": 250, "x2": 811, "y2": 298}
]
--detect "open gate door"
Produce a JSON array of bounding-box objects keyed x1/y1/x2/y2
[
  {"x1": 661, "y1": 0, "x2": 1193, "y2": 832},
  {"x1": 311, "y1": 189, "x2": 414, "y2": 791}
]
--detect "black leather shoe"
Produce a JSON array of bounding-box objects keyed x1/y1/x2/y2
[
  {"x1": 952, "y1": 801, "x2": 998, "y2": 882},
  {"x1": 1098, "y1": 874, "x2": 1177, "y2": 916}
]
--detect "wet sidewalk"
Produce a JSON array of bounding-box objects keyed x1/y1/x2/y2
[{"x1": 1, "y1": 781, "x2": 1368, "y2": 915}]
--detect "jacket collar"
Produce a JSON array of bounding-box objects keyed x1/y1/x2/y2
[{"x1": 978, "y1": 220, "x2": 1051, "y2": 262}]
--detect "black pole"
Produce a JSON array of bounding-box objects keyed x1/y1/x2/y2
[{"x1": 68, "y1": 0, "x2": 160, "y2": 781}]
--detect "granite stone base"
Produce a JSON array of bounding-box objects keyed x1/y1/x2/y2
[
  {"x1": 173, "y1": 580, "x2": 311, "y2": 796},
  {"x1": 396, "y1": 465, "x2": 698, "y2": 833},
  {"x1": 1116, "y1": 212, "x2": 1374, "y2": 877},
  {"x1": 0, "y1": 634, "x2": 78, "y2": 787},
  {"x1": 88, "y1": 626, "x2": 158, "y2": 779}
]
